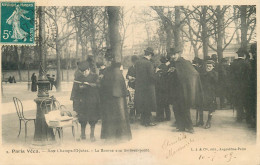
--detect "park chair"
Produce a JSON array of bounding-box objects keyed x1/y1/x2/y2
[
  {"x1": 41, "y1": 97, "x2": 79, "y2": 141},
  {"x1": 13, "y1": 97, "x2": 36, "y2": 141}
]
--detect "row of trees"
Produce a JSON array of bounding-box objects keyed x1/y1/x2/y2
[
  {"x1": 148, "y1": 6, "x2": 256, "y2": 59},
  {"x1": 2, "y1": 6, "x2": 256, "y2": 91}
]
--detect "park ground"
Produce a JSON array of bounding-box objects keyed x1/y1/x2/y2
[{"x1": 1, "y1": 82, "x2": 259, "y2": 165}]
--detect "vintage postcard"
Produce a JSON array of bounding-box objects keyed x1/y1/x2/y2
[{"x1": 0, "y1": 0, "x2": 259, "y2": 165}]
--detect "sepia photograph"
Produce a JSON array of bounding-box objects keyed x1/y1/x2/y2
[{"x1": 0, "y1": 0, "x2": 259, "y2": 164}]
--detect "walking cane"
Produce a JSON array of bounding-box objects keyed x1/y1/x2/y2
[
  {"x1": 232, "y1": 104, "x2": 235, "y2": 116},
  {"x1": 196, "y1": 109, "x2": 199, "y2": 124}
]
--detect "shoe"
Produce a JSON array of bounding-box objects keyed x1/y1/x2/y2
[
  {"x1": 177, "y1": 129, "x2": 185, "y2": 132},
  {"x1": 90, "y1": 136, "x2": 96, "y2": 142},
  {"x1": 145, "y1": 122, "x2": 157, "y2": 127},
  {"x1": 156, "y1": 118, "x2": 164, "y2": 122},
  {"x1": 81, "y1": 135, "x2": 86, "y2": 140},
  {"x1": 204, "y1": 121, "x2": 211, "y2": 129},
  {"x1": 194, "y1": 121, "x2": 204, "y2": 127},
  {"x1": 186, "y1": 128, "x2": 194, "y2": 134},
  {"x1": 236, "y1": 119, "x2": 242, "y2": 123}
]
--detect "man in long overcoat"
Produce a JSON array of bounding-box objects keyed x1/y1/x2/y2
[
  {"x1": 167, "y1": 48, "x2": 203, "y2": 133},
  {"x1": 135, "y1": 47, "x2": 157, "y2": 126},
  {"x1": 230, "y1": 48, "x2": 251, "y2": 123},
  {"x1": 248, "y1": 43, "x2": 257, "y2": 128}
]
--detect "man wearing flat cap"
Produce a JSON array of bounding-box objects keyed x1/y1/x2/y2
[
  {"x1": 167, "y1": 47, "x2": 203, "y2": 133},
  {"x1": 135, "y1": 47, "x2": 157, "y2": 126},
  {"x1": 229, "y1": 47, "x2": 251, "y2": 123}
]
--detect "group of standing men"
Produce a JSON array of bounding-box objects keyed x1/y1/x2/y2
[
  {"x1": 127, "y1": 43, "x2": 257, "y2": 133},
  {"x1": 128, "y1": 47, "x2": 203, "y2": 133}
]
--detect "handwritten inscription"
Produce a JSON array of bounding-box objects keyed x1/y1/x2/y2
[
  {"x1": 161, "y1": 133, "x2": 195, "y2": 159},
  {"x1": 198, "y1": 152, "x2": 237, "y2": 162}
]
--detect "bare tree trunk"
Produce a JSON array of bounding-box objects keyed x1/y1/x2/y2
[
  {"x1": 107, "y1": 6, "x2": 121, "y2": 62},
  {"x1": 56, "y1": 41, "x2": 62, "y2": 92},
  {"x1": 165, "y1": 23, "x2": 173, "y2": 51},
  {"x1": 240, "y1": 5, "x2": 247, "y2": 50},
  {"x1": 233, "y1": 7, "x2": 241, "y2": 44},
  {"x1": 174, "y1": 6, "x2": 182, "y2": 51},
  {"x1": 27, "y1": 64, "x2": 30, "y2": 91},
  {"x1": 90, "y1": 8, "x2": 98, "y2": 62},
  {"x1": 14, "y1": 46, "x2": 22, "y2": 81},
  {"x1": 76, "y1": 32, "x2": 79, "y2": 62},
  {"x1": 201, "y1": 6, "x2": 209, "y2": 59},
  {"x1": 216, "y1": 6, "x2": 224, "y2": 59}
]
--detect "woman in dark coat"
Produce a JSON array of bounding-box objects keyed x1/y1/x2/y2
[
  {"x1": 100, "y1": 49, "x2": 132, "y2": 141},
  {"x1": 31, "y1": 73, "x2": 37, "y2": 92},
  {"x1": 200, "y1": 60, "x2": 218, "y2": 129},
  {"x1": 70, "y1": 62, "x2": 100, "y2": 141}
]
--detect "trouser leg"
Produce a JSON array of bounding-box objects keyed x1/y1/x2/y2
[
  {"x1": 165, "y1": 104, "x2": 171, "y2": 121},
  {"x1": 220, "y1": 96, "x2": 225, "y2": 108},
  {"x1": 156, "y1": 103, "x2": 164, "y2": 121},
  {"x1": 236, "y1": 105, "x2": 243, "y2": 122},
  {"x1": 145, "y1": 111, "x2": 151, "y2": 124},
  {"x1": 130, "y1": 108, "x2": 135, "y2": 123},
  {"x1": 80, "y1": 121, "x2": 87, "y2": 139},
  {"x1": 183, "y1": 107, "x2": 193, "y2": 130},
  {"x1": 173, "y1": 104, "x2": 183, "y2": 130},
  {"x1": 89, "y1": 121, "x2": 97, "y2": 142}
]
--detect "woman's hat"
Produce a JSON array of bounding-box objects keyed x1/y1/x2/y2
[
  {"x1": 78, "y1": 61, "x2": 90, "y2": 71},
  {"x1": 167, "y1": 48, "x2": 181, "y2": 56},
  {"x1": 105, "y1": 49, "x2": 114, "y2": 61},
  {"x1": 144, "y1": 47, "x2": 154, "y2": 56}
]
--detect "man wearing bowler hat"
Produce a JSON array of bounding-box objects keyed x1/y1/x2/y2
[
  {"x1": 135, "y1": 47, "x2": 157, "y2": 126},
  {"x1": 230, "y1": 47, "x2": 251, "y2": 123},
  {"x1": 167, "y1": 48, "x2": 203, "y2": 133}
]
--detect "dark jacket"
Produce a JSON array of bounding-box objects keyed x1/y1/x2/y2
[
  {"x1": 168, "y1": 57, "x2": 203, "y2": 108},
  {"x1": 200, "y1": 69, "x2": 218, "y2": 110},
  {"x1": 70, "y1": 69, "x2": 100, "y2": 122},
  {"x1": 229, "y1": 58, "x2": 251, "y2": 106},
  {"x1": 155, "y1": 63, "x2": 169, "y2": 106},
  {"x1": 126, "y1": 65, "x2": 136, "y2": 89},
  {"x1": 135, "y1": 57, "x2": 157, "y2": 113}
]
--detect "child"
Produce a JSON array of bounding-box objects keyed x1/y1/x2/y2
[{"x1": 70, "y1": 62, "x2": 100, "y2": 141}]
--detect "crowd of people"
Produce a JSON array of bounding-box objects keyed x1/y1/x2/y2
[{"x1": 68, "y1": 43, "x2": 257, "y2": 141}]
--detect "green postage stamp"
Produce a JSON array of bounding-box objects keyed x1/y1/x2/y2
[{"x1": 1, "y1": 2, "x2": 35, "y2": 45}]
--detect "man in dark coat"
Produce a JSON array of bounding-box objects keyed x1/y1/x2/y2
[
  {"x1": 167, "y1": 48, "x2": 203, "y2": 133},
  {"x1": 218, "y1": 58, "x2": 229, "y2": 109},
  {"x1": 155, "y1": 56, "x2": 171, "y2": 121},
  {"x1": 135, "y1": 47, "x2": 157, "y2": 127},
  {"x1": 248, "y1": 43, "x2": 257, "y2": 128},
  {"x1": 229, "y1": 48, "x2": 251, "y2": 122}
]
